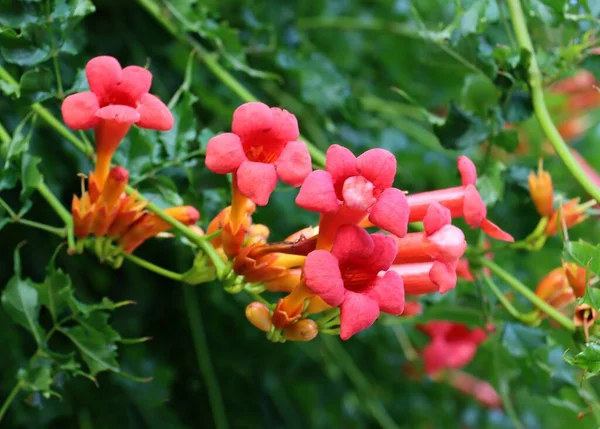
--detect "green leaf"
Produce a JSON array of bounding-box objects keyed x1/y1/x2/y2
[
  {"x1": 19, "y1": 67, "x2": 55, "y2": 102},
  {"x1": 564, "y1": 343, "x2": 600, "y2": 379},
  {"x1": 159, "y1": 92, "x2": 198, "y2": 159},
  {"x1": 477, "y1": 161, "x2": 506, "y2": 206},
  {"x1": 141, "y1": 176, "x2": 184, "y2": 208},
  {"x1": 493, "y1": 128, "x2": 519, "y2": 153},
  {"x1": 20, "y1": 154, "x2": 43, "y2": 199},
  {"x1": 17, "y1": 360, "x2": 54, "y2": 397},
  {"x1": 1, "y1": 252, "x2": 45, "y2": 344},
  {"x1": 459, "y1": 73, "x2": 498, "y2": 117},
  {"x1": 62, "y1": 312, "x2": 121, "y2": 376},
  {"x1": 36, "y1": 267, "x2": 73, "y2": 320},
  {"x1": 502, "y1": 323, "x2": 546, "y2": 358},
  {"x1": 433, "y1": 102, "x2": 490, "y2": 149},
  {"x1": 562, "y1": 241, "x2": 600, "y2": 276},
  {"x1": 414, "y1": 305, "x2": 484, "y2": 327},
  {"x1": 0, "y1": 162, "x2": 19, "y2": 191},
  {"x1": 114, "y1": 127, "x2": 156, "y2": 178},
  {"x1": 587, "y1": 0, "x2": 600, "y2": 17}
]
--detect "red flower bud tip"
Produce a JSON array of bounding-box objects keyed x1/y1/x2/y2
[
  {"x1": 528, "y1": 159, "x2": 554, "y2": 217},
  {"x1": 62, "y1": 56, "x2": 173, "y2": 187},
  {"x1": 406, "y1": 156, "x2": 513, "y2": 242},
  {"x1": 417, "y1": 322, "x2": 486, "y2": 374},
  {"x1": 544, "y1": 198, "x2": 592, "y2": 236},
  {"x1": 164, "y1": 206, "x2": 200, "y2": 225},
  {"x1": 296, "y1": 145, "x2": 409, "y2": 249},
  {"x1": 563, "y1": 262, "x2": 588, "y2": 298},
  {"x1": 390, "y1": 261, "x2": 458, "y2": 295},
  {"x1": 303, "y1": 225, "x2": 404, "y2": 340},
  {"x1": 205, "y1": 102, "x2": 312, "y2": 206},
  {"x1": 245, "y1": 302, "x2": 273, "y2": 332},
  {"x1": 284, "y1": 319, "x2": 319, "y2": 342}
]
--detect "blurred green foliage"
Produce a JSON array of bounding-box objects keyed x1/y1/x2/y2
[{"x1": 2, "y1": 0, "x2": 600, "y2": 428}]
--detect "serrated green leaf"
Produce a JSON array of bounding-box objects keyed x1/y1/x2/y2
[
  {"x1": 563, "y1": 241, "x2": 600, "y2": 276},
  {"x1": 19, "y1": 67, "x2": 54, "y2": 102},
  {"x1": 433, "y1": 102, "x2": 490, "y2": 149},
  {"x1": 17, "y1": 360, "x2": 53, "y2": 394},
  {"x1": 36, "y1": 267, "x2": 73, "y2": 320},
  {"x1": 1, "y1": 274, "x2": 45, "y2": 344},
  {"x1": 564, "y1": 343, "x2": 600, "y2": 378}
]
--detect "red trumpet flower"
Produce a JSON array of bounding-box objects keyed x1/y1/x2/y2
[
  {"x1": 303, "y1": 225, "x2": 405, "y2": 340},
  {"x1": 62, "y1": 56, "x2": 173, "y2": 187}
]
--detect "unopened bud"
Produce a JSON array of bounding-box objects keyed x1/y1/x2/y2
[
  {"x1": 564, "y1": 262, "x2": 587, "y2": 298},
  {"x1": 164, "y1": 206, "x2": 200, "y2": 225},
  {"x1": 544, "y1": 198, "x2": 591, "y2": 236},
  {"x1": 284, "y1": 319, "x2": 319, "y2": 342},
  {"x1": 245, "y1": 302, "x2": 272, "y2": 332},
  {"x1": 528, "y1": 159, "x2": 554, "y2": 217},
  {"x1": 247, "y1": 224, "x2": 270, "y2": 244}
]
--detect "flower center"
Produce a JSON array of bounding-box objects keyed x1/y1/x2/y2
[
  {"x1": 342, "y1": 176, "x2": 376, "y2": 211},
  {"x1": 340, "y1": 264, "x2": 375, "y2": 292}
]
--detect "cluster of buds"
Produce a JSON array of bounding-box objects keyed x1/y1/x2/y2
[
  {"x1": 535, "y1": 263, "x2": 597, "y2": 340},
  {"x1": 528, "y1": 160, "x2": 594, "y2": 237},
  {"x1": 62, "y1": 56, "x2": 199, "y2": 254},
  {"x1": 204, "y1": 102, "x2": 513, "y2": 342}
]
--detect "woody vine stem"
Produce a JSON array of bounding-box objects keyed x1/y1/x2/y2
[{"x1": 506, "y1": 0, "x2": 600, "y2": 201}]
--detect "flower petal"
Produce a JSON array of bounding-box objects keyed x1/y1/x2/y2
[
  {"x1": 331, "y1": 224, "x2": 374, "y2": 264},
  {"x1": 95, "y1": 105, "x2": 140, "y2": 124},
  {"x1": 232, "y1": 102, "x2": 273, "y2": 138},
  {"x1": 206, "y1": 133, "x2": 247, "y2": 174},
  {"x1": 236, "y1": 161, "x2": 278, "y2": 206},
  {"x1": 463, "y1": 184, "x2": 486, "y2": 228},
  {"x1": 481, "y1": 219, "x2": 514, "y2": 242},
  {"x1": 340, "y1": 291, "x2": 380, "y2": 340},
  {"x1": 457, "y1": 155, "x2": 477, "y2": 187},
  {"x1": 61, "y1": 92, "x2": 100, "y2": 130},
  {"x1": 430, "y1": 261, "x2": 457, "y2": 294},
  {"x1": 423, "y1": 202, "x2": 452, "y2": 235},
  {"x1": 421, "y1": 339, "x2": 449, "y2": 374},
  {"x1": 369, "y1": 271, "x2": 405, "y2": 315},
  {"x1": 366, "y1": 233, "x2": 398, "y2": 272},
  {"x1": 356, "y1": 148, "x2": 397, "y2": 192},
  {"x1": 85, "y1": 56, "x2": 121, "y2": 104},
  {"x1": 270, "y1": 107, "x2": 300, "y2": 143},
  {"x1": 119, "y1": 65, "x2": 152, "y2": 103},
  {"x1": 295, "y1": 170, "x2": 339, "y2": 213},
  {"x1": 368, "y1": 187, "x2": 409, "y2": 238},
  {"x1": 136, "y1": 93, "x2": 174, "y2": 130},
  {"x1": 428, "y1": 224, "x2": 467, "y2": 262},
  {"x1": 326, "y1": 144, "x2": 358, "y2": 195},
  {"x1": 275, "y1": 141, "x2": 312, "y2": 186},
  {"x1": 304, "y1": 250, "x2": 345, "y2": 306}
]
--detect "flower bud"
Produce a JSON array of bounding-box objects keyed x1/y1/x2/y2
[
  {"x1": 544, "y1": 198, "x2": 590, "y2": 236},
  {"x1": 528, "y1": 160, "x2": 554, "y2": 217},
  {"x1": 245, "y1": 302, "x2": 273, "y2": 332},
  {"x1": 284, "y1": 319, "x2": 319, "y2": 342},
  {"x1": 564, "y1": 262, "x2": 587, "y2": 298}
]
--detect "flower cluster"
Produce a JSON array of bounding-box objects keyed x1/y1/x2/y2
[
  {"x1": 63, "y1": 56, "x2": 199, "y2": 253},
  {"x1": 202, "y1": 103, "x2": 515, "y2": 342}
]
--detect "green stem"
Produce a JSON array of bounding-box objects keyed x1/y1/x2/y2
[
  {"x1": 479, "y1": 273, "x2": 538, "y2": 325},
  {"x1": 121, "y1": 252, "x2": 184, "y2": 281},
  {"x1": 45, "y1": 0, "x2": 63, "y2": 97},
  {"x1": 0, "y1": 197, "x2": 17, "y2": 218},
  {"x1": 182, "y1": 286, "x2": 229, "y2": 429},
  {"x1": 31, "y1": 103, "x2": 93, "y2": 157},
  {"x1": 506, "y1": 0, "x2": 600, "y2": 201},
  {"x1": 125, "y1": 186, "x2": 227, "y2": 278},
  {"x1": 135, "y1": 0, "x2": 327, "y2": 167},
  {"x1": 0, "y1": 381, "x2": 24, "y2": 424},
  {"x1": 478, "y1": 258, "x2": 575, "y2": 331},
  {"x1": 14, "y1": 218, "x2": 66, "y2": 237},
  {"x1": 36, "y1": 183, "x2": 75, "y2": 251}
]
